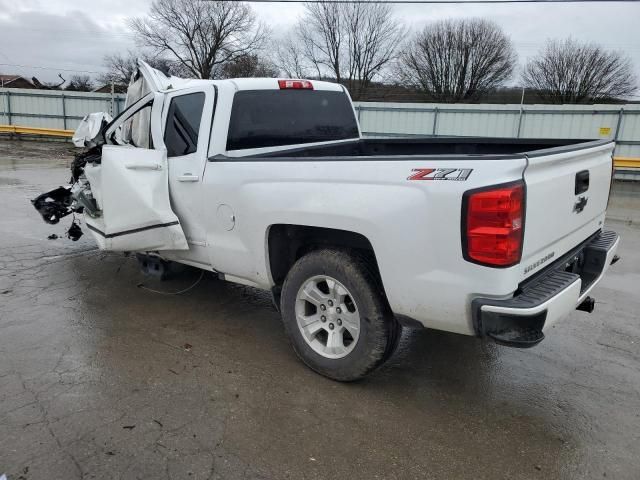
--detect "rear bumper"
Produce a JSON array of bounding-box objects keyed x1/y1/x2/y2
[{"x1": 472, "y1": 230, "x2": 619, "y2": 347}]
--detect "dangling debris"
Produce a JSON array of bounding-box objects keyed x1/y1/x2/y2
[
  {"x1": 32, "y1": 144, "x2": 102, "y2": 238},
  {"x1": 66, "y1": 219, "x2": 83, "y2": 241},
  {"x1": 31, "y1": 186, "x2": 74, "y2": 224}
]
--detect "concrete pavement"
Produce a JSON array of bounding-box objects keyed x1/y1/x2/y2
[{"x1": 1, "y1": 140, "x2": 639, "y2": 480}]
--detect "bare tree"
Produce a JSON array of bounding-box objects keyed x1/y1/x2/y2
[
  {"x1": 65, "y1": 75, "x2": 94, "y2": 92},
  {"x1": 342, "y1": 2, "x2": 406, "y2": 97},
  {"x1": 397, "y1": 19, "x2": 517, "y2": 102},
  {"x1": 217, "y1": 54, "x2": 277, "y2": 78},
  {"x1": 129, "y1": 0, "x2": 267, "y2": 80},
  {"x1": 276, "y1": 33, "x2": 310, "y2": 79},
  {"x1": 277, "y1": 0, "x2": 404, "y2": 99},
  {"x1": 100, "y1": 53, "x2": 137, "y2": 86},
  {"x1": 100, "y1": 51, "x2": 176, "y2": 86},
  {"x1": 522, "y1": 38, "x2": 637, "y2": 103},
  {"x1": 299, "y1": 1, "x2": 344, "y2": 81}
]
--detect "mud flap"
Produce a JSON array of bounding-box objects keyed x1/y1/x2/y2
[{"x1": 83, "y1": 145, "x2": 188, "y2": 251}]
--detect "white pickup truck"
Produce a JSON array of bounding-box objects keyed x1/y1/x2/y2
[{"x1": 34, "y1": 62, "x2": 620, "y2": 381}]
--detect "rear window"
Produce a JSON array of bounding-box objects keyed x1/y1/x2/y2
[{"x1": 226, "y1": 89, "x2": 359, "y2": 151}]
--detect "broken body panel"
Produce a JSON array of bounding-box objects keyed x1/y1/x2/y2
[
  {"x1": 33, "y1": 61, "x2": 189, "y2": 251},
  {"x1": 83, "y1": 146, "x2": 187, "y2": 251}
]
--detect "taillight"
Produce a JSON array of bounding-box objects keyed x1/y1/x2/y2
[
  {"x1": 462, "y1": 181, "x2": 525, "y2": 267},
  {"x1": 278, "y1": 79, "x2": 313, "y2": 90}
]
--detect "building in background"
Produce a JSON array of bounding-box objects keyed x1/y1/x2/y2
[{"x1": 0, "y1": 75, "x2": 35, "y2": 89}]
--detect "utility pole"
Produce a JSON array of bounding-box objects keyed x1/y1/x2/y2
[
  {"x1": 111, "y1": 82, "x2": 115, "y2": 116},
  {"x1": 516, "y1": 87, "x2": 525, "y2": 138}
]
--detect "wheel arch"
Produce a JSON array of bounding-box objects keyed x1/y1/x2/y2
[{"x1": 266, "y1": 224, "x2": 386, "y2": 303}]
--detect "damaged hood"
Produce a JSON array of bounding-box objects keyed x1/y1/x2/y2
[
  {"x1": 132, "y1": 59, "x2": 173, "y2": 94},
  {"x1": 72, "y1": 60, "x2": 173, "y2": 149},
  {"x1": 72, "y1": 112, "x2": 112, "y2": 148},
  {"x1": 124, "y1": 59, "x2": 174, "y2": 110},
  {"x1": 69, "y1": 60, "x2": 167, "y2": 149}
]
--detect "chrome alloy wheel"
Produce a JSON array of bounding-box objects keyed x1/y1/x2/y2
[{"x1": 295, "y1": 275, "x2": 361, "y2": 359}]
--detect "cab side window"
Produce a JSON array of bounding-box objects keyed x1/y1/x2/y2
[{"x1": 164, "y1": 92, "x2": 206, "y2": 157}]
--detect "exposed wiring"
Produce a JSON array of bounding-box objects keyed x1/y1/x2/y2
[{"x1": 137, "y1": 270, "x2": 205, "y2": 295}]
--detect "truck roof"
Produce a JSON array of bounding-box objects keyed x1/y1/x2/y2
[
  {"x1": 164, "y1": 76, "x2": 345, "y2": 93},
  {"x1": 135, "y1": 60, "x2": 345, "y2": 94},
  {"x1": 229, "y1": 78, "x2": 345, "y2": 92}
]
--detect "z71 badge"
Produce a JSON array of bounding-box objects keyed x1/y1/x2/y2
[{"x1": 408, "y1": 168, "x2": 473, "y2": 181}]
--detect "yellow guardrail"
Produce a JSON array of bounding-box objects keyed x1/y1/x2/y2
[
  {"x1": 0, "y1": 124, "x2": 73, "y2": 138},
  {"x1": 613, "y1": 157, "x2": 640, "y2": 169}
]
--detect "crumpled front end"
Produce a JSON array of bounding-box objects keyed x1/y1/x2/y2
[
  {"x1": 31, "y1": 144, "x2": 104, "y2": 241},
  {"x1": 31, "y1": 59, "x2": 189, "y2": 252}
]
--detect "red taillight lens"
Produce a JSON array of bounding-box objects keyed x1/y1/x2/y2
[
  {"x1": 463, "y1": 181, "x2": 525, "y2": 267},
  {"x1": 278, "y1": 79, "x2": 313, "y2": 90}
]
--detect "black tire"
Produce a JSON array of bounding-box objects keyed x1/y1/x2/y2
[{"x1": 280, "y1": 248, "x2": 398, "y2": 381}]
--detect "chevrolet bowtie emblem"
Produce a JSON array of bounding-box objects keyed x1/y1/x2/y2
[{"x1": 573, "y1": 196, "x2": 588, "y2": 213}]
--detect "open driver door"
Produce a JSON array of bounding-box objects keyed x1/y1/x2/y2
[{"x1": 82, "y1": 64, "x2": 188, "y2": 252}]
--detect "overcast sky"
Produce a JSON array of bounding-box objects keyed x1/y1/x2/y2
[{"x1": 0, "y1": 0, "x2": 639, "y2": 90}]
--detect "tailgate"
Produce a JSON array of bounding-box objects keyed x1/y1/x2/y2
[{"x1": 521, "y1": 141, "x2": 614, "y2": 279}]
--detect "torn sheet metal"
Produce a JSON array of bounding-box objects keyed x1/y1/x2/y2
[
  {"x1": 72, "y1": 112, "x2": 112, "y2": 148},
  {"x1": 32, "y1": 144, "x2": 103, "y2": 223},
  {"x1": 31, "y1": 59, "x2": 189, "y2": 253}
]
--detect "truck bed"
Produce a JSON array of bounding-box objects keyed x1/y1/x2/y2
[
  {"x1": 206, "y1": 135, "x2": 615, "y2": 337},
  {"x1": 240, "y1": 137, "x2": 608, "y2": 160}
]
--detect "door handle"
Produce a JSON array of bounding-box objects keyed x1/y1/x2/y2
[
  {"x1": 575, "y1": 170, "x2": 589, "y2": 195},
  {"x1": 177, "y1": 174, "x2": 200, "y2": 182},
  {"x1": 125, "y1": 163, "x2": 162, "y2": 171}
]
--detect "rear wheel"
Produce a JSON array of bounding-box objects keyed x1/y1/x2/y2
[{"x1": 280, "y1": 249, "x2": 398, "y2": 381}]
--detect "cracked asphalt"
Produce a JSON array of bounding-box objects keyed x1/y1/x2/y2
[{"x1": 1, "y1": 139, "x2": 639, "y2": 480}]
